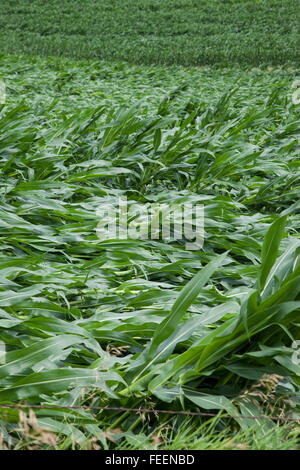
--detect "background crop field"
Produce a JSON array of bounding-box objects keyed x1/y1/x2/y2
[{"x1": 0, "y1": 0, "x2": 299, "y2": 66}]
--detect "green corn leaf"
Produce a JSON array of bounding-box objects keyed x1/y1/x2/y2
[
  {"x1": 259, "y1": 216, "x2": 287, "y2": 292},
  {"x1": 0, "y1": 335, "x2": 88, "y2": 379},
  {"x1": 0, "y1": 369, "x2": 125, "y2": 401}
]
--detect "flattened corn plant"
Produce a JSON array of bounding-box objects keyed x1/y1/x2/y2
[{"x1": 0, "y1": 56, "x2": 299, "y2": 447}]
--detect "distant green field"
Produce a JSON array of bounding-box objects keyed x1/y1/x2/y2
[{"x1": 0, "y1": 0, "x2": 299, "y2": 66}]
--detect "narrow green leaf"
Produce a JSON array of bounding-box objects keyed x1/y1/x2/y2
[{"x1": 259, "y1": 216, "x2": 287, "y2": 292}]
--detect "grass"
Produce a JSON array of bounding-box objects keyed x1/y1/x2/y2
[
  {"x1": 0, "y1": 53, "x2": 299, "y2": 449},
  {"x1": 2, "y1": 414, "x2": 299, "y2": 450},
  {"x1": 0, "y1": 0, "x2": 299, "y2": 66}
]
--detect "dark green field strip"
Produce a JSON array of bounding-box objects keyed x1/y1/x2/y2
[{"x1": 0, "y1": 0, "x2": 299, "y2": 65}]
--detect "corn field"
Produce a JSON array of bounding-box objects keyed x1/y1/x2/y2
[{"x1": 0, "y1": 53, "x2": 299, "y2": 449}]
